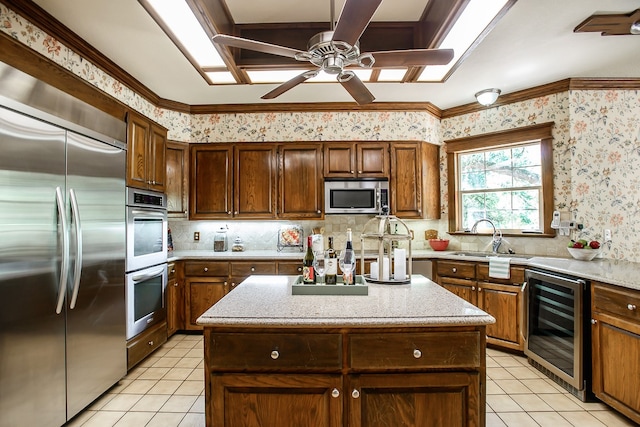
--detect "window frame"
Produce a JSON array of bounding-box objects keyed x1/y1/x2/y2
[{"x1": 445, "y1": 122, "x2": 555, "y2": 236}]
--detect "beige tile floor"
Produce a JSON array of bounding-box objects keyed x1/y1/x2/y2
[{"x1": 66, "y1": 334, "x2": 638, "y2": 427}]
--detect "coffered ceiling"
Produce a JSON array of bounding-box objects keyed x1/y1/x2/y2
[{"x1": 26, "y1": 0, "x2": 640, "y2": 109}]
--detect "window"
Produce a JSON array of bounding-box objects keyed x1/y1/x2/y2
[{"x1": 445, "y1": 123, "x2": 554, "y2": 235}]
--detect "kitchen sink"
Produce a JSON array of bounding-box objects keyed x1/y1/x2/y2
[{"x1": 451, "y1": 251, "x2": 532, "y2": 260}]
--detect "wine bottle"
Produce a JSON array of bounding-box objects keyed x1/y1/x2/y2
[
  {"x1": 325, "y1": 236, "x2": 338, "y2": 285},
  {"x1": 342, "y1": 228, "x2": 355, "y2": 285},
  {"x1": 302, "y1": 235, "x2": 315, "y2": 284}
]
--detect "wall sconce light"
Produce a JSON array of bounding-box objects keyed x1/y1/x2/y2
[{"x1": 475, "y1": 88, "x2": 501, "y2": 106}]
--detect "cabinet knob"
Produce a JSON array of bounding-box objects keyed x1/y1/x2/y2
[
  {"x1": 251, "y1": 267, "x2": 256, "y2": 272},
  {"x1": 331, "y1": 388, "x2": 340, "y2": 398},
  {"x1": 297, "y1": 267, "x2": 302, "y2": 272},
  {"x1": 317, "y1": 210, "x2": 321, "y2": 214},
  {"x1": 413, "y1": 349, "x2": 422, "y2": 359},
  {"x1": 203, "y1": 267, "x2": 208, "y2": 272},
  {"x1": 591, "y1": 319, "x2": 597, "y2": 324},
  {"x1": 452, "y1": 267, "x2": 457, "y2": 273},
  {"x1": 270, "y1": 350, "x2": 279, "y2": 360},
  {"x1": 173, "y1": 282, "x2": 178, "y2": 287},
  {"x1": 351, "y1": 389, "x2": 360, "y2": 399},
  {"x1": 227, "y1": 211, "x2": 232, "y2": 215},
  {"x1": 234, "y1": 211, "x2": 238, "y2": 215},
  {"x1": 471, "y1": 286, "x2": 476, "y2": 291},
  {"x1": 358, "y1": 170, "x2": 363, "y2": 174},
  {"x1": 148, "y1": 340, "x2": 154, "y2": 346},
  {"x1": 628, "y1": 304, "x2": 637, "y2": 311},
  {"x1": 171, "y1": 269, "x2": 176, "y2": 274},
  {"x1": 350, "y1": 170, "x2": 354, "y2": 174},
  {"x1": 478, "y1": 288, "x2": 482, "y2": 292}
]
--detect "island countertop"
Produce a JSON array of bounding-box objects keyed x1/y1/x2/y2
[{"x1": 197, "y1": 274, "x2": 495, "y2": 328}]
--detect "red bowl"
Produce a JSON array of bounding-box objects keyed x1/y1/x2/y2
[{"x1": 429, "y1": 239, "x2": 449, "y2": 251}]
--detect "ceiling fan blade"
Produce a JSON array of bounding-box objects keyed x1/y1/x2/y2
[
  {"x1": 369, "y1": 49, "x2": 455, "y2": 67},
  {"x1": 339, "y1": 73, "x2": 375, "y2": 105},
  {"x1": 332, "y1": 0, "x2": 383, "y2": 46},
  {"x1": 261, "y1": 71, "x2": 318, "y2": 100},
  {"x1": 212, "y1": 34, "x2": 303, "y2": 59}
]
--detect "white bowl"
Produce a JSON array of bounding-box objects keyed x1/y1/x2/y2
[{"x1": 567, "y1": 247, "x2": 600, "y2": 261}]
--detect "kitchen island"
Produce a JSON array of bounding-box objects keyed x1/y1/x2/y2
[{"x1": 197, "y1": 275, "x2": 494, "y2": 427}]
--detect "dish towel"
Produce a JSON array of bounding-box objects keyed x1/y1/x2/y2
[{"x1": 489, "y1": 257, "x2": 511, "y2": 279}]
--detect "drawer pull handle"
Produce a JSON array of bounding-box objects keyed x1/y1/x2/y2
[
  {"x1": 351, "y1": 389, "x2": 360, "y2": 399},
  {"x1": 628, "y1": 304, "x2": 637, "y2": 311},
  {"x1": 270, "y1": 350, "x2": 279, "y2": 360},
  {"x1": 148, "y1": 340, "x2": 154, "y2": 346},
  {"x1": 203, "y1": 267, "x2": 208, "y2": 272},
  {"x1": 413, "y1": 349, "x2": 422, "y2": 359},
  {"x1": 452, "y1": 267, "x2": 457, "y2": 273},
  {"x1": 331, "y1": 388, "x2": 340, "y2": 398}
]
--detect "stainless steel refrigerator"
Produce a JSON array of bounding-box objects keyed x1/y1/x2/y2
[{"x1": 0, "y1": 63, "x2": 127, "y2": 426}]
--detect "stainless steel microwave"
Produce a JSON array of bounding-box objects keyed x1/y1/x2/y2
[{"x1": 324, "y1": 179, "x2": 389, "y2": 214}]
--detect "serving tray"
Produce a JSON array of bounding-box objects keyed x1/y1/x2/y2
[{"x1": 292, "y1": 275, "x2": 368, "y2": 295}]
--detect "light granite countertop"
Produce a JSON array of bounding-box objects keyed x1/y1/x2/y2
[
  {"x1": 197, "y1": 275, "x2": 495, "y2": 328},
  {"x1": 170, "y1": 249, "x2": 640, "y2": 292}
]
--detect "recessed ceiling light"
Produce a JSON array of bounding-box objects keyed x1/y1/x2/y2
[
  {"x1": 418, "y1": 0, "x2": 509, "y2": 82},
  {"x1": 247, "y1": 69, "x2": 372, "y2": 84},
  {"x1": 377, "y1": 69, "x2": 408, "y2": 82},
  {"x1": 205, "y1": 71, "x2": 237, "y2": 84}
]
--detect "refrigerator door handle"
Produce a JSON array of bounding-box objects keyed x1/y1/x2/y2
[
  {"x1": 55, "y1": 186, "x2": 69, "y2": 314},
  {"x1": 69, "y1": 188, "x2": 83, "y2": 310}
]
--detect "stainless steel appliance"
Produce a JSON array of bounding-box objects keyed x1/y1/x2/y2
[
  {"x1": 324, "y1": 178, "x2": 389, "y2": 214},
  {"x1": 125, "y1": 187, "x2": 167, "y2": 272},
  {"x1": 125, "y1": 187, "x2": 167, "y2": 339},
  {"x1": 0, "y1": 63, "x2": 127, "y2": 427},
  {"x1": 524, "y1": 268, "x2": 592, "y2": 401}
]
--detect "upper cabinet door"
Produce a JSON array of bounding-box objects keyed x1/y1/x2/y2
[
  {"x1": 189, "y1": 144, "x2": 233, "y2": 220},
  {"x1": 166, "y1": 141, "x2": 188, "y2": 218},
  {"x1": 278, "y1": 144, "x2": 323, "y2": 219},
  {"x1": 323, "y1": 142, "x2": 356, "y2": 178},
  {"x1": 126, "y1": 111, "x2": 167, "y2": 192},
  {"x1": 357, "y1": 142, "x2": 388, "y2": 177},
  {"x1": 234, "y1": 144, "x2": 277, "y2": 219}
]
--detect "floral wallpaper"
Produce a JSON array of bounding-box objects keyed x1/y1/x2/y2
[{"x1": 3, "y1": 3, "x2": 640, "y2": 261}]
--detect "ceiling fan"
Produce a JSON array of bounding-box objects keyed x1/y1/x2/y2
[{"x1": 211, "y1": 0, "x2": 454, "y2": 105}]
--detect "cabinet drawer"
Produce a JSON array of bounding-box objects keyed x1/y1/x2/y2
[
  {"x1": 230, "y1": 261, "x2": 276, "y2": 277},
  {"x1": 168, "y1": 262, "x2": 177, "y2": 281},
  {"x1": 277, "y1": 261, "x2": 304, "y2": 275},
  {"x1": 127, "y1": 321, "x2": 167, "y2": 370},
  {"x1": 209, "y1": 333, "x2": 342, "y2": 371},
  {"x1": 436, "y1": 261, "x2": 476, "y2": 279},
  {"x1": 349, "y1": 332, "x2": 481, "y2": 370},
  {"x1": 593, "y1": 283, "x2": 640, "y2": 322},
  {"x1": 477, "y1": 265, "x2": 525, "y2": 284},
  {"x1": 185, "y1": 261, "x2": 228, "y2": 277}
]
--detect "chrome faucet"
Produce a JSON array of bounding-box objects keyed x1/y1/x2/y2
[{"x1": 470, "y1": 218, "x2": 503, "y2": 253}]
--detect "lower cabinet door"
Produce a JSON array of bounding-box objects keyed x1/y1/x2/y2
[
  {"x1": 348, "y1": 372, "x2": 481, "y2": 427},
  {"x1": 210, "y1": 373, "x2": 342, "y2": 427}
]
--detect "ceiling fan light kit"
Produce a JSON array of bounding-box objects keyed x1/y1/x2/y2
[
  {"x1": 211, "y1": 0, "x2": 454, "y2": 105},
  {"x1": 475, "y1": 88, "x2": 501, "y2": 106}
]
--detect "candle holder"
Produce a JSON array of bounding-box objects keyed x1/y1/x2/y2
[{"x1": 360, "y1": 211, "x2": 412, "y2": 284}]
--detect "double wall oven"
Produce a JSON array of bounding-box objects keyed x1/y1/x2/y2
[
  {"x1": 125, "y1": 187, "x2": 168, "y2": 340},
  {"x1": 524, "y1": 268, "x2": 592, "y2": 401}
]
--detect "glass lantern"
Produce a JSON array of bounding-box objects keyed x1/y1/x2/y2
[{"x1": 359, "y1": 210, "x2": 412, "y2": 284}]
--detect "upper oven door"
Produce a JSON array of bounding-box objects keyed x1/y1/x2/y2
[{"x1": 126, "y1": 205, "x2": 167, "y2": 272}]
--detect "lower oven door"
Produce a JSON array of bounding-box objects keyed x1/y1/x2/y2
[
  {"x1": 524, "y1": 269, "x2": 586, "y2": 390},
  {"x1": 126, "y1": 263, "x2": 167, "y2": 340}
]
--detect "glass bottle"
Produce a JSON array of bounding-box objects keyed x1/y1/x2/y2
[
  {"x1": 341, "y1": 228, "x2": 356, "y2": 285},
  {"x1": 302, "y1": 235, "x2": 315, "y2": 284},
  {"x1": 324, "y1": 236, "x2": 338, "y2": 285}
]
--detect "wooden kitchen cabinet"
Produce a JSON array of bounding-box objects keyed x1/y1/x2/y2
[
  {"x1": 435, "y1": 260, "x2": 525, "y2": 351},
  {"x1": 184, "y1": 261, "x2": 229, "y2": 330},
  {"x1": 126, "y1": 110, "x2": 166, "y2": 192},
  {"x1": 591, "y1": 281, "x2": 640, "y2": 424},
  {"x1": 166, "y1": 141, "x2": 188, "y2": 218},
  {"x1": 228, "y1": 261, "x2": 276, "y2": 292},
  {"x1": 390, "y1": 141, "x2": 440, "y2": 219},
  {"x1": 126, "y1": 321, "x2": 167, "y2": 370},
  {"x1": 278, "y1": 144, "x2": 323, "y2": 219},
  {"x1": 190, "y1": 144, "x2": 277, "y2": 219},
  {"x1": 205, "y1": 327, "x2": 484, "y2": 427},
  {"x1": 323, "y1": 142, "x2": 388, "y2": 178},
  {"x1": 166, "y1": 262, "x2": 184, "y2": 337}
]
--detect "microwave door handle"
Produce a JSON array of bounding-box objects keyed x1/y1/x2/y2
[
  {"x1": 55, "y1": 187, "x2": 69, "y2": 315},
  {"x1": 132, "y1": 267, "x2": 165, "y2": 283},
  {"x1": 69, "y1": 188, "x2": 82, "y2": 310}
]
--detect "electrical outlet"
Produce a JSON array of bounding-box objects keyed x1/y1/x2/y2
[
  {"x1": 604, "y1": 229, "x2": 612, "y2": 242},
  {"x1": 194, "y1": 231, "x2": 200, "y2": 241}
]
